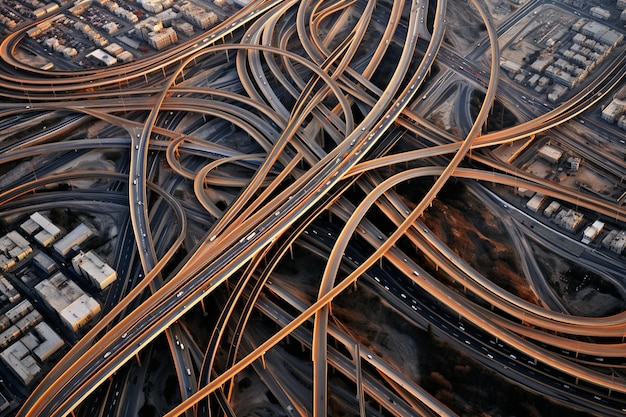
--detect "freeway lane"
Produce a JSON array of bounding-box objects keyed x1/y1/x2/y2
[{"x1": 2, "y1": 0, "x2": 626, "y2": 415}]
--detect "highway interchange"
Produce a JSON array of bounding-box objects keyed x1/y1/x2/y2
[{"x1": 1, "y1": 0, "x2": 626, "y2": 416}]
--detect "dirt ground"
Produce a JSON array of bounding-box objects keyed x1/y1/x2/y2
[
  {"x1": 531, "y1": 241, "x2": 625, "y2": 317},
  {"x1": 417, "y1": 183, "x2": 541, "y2": 305}
]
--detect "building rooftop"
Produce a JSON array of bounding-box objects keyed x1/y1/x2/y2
[
  {"x1": 53, "y1": 223, "x2": 93, "y2": 257},
  {"x1": 72, "y1": 251, "x2": 117, "y2": 290},
  {"x1": 0, "y1": 340, "x2": 40, "y2": 385}
]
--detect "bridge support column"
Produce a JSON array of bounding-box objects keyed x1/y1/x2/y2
[
  {"x1": 135, "y1": 352, "x2": 142, "y2": 367},
  {"x1": 261, "y1": 353, "x2": 266, "y2": 369}
]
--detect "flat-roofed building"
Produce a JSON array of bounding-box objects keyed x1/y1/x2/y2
[
  {"x1": 0, "y1": 325, "x2": 20, "y2": 349},
  {"x1": 28, "y1": 322, "x2": 63, "y2": 361},
  {"x1": 545, "y1": 65, "x2": 577, "y2": 88},
  {"x1": 4, "y1": 300, "x2": 34, "y2": 325},
  {"x1": 53, "y1": 223, "x2": 93, "y2": 258},
  {"x1": 0, "y1": 231, "x2": 32, "y2": 262},
  {"x1": 35, "y1": 273, "x2": 80, "y2": 313},
  {"x1": 35, "y1": 272, "x2": 100, "y2": 332},
  {"x1": 582, "y1": 220, "x2": 604, "y2": 244},
  {"x1": 0, "y1": 275, "x2": 20, "y2": 304},
  {"x1": 602, "y1": 230, "x2": 626, "y2": 254},
  {"x1": 0, "y1": 254, "x2": 15, "y2": 272},
  {"x1": 178, "y1": 1, "x2": 218, "y2": 29},
  {"x1": 32, "y1": 251, "x2": 57, "y2": 274},
  {"x1": 59, "y1": 294, "x2": 101, "y2": 332},
  {"x1": 548, "y1": 84, "x2": 568, "y2": 103},
  {"x1": 526, "y1": 193, "x2": 546, "y2": 213},
  {"x1": 104, "y1": 43, "x2": 124, "y2": 56},
  {"x1": 86, "y1": 49, "x2": 117, "y2": 66},
  {"x1": 573, "y1": 33, "x2": 586, "y2": 44},
  {"x1": 148, "y1": 27, "x2": 178, "y2": 50},
  {"x1": 530, "y1": 56, "x2": 552, "y2": 72},
  {"x1": 543, "y1": 200, "x2": 561, "y2": 217},
  {"x1": 500, "y1": 58, "x2": 521, "y2": 74},
  {"x1": 116, "y1": 51, "x2": 134, "y2": 63},
  {"x1": 590, "y1": 6, "x2": 610, "y2": 20},
  {"x1": 601, "y1": 98, "x2": 626, "y2": 123},
  {"x1": 554, "y1": 208, "x2": 584, "y2": 232},
  {"x1": 14, "y1": 311, "x2": 42, "y2": 336},
  {"x1": 135, "y1": 16, "x2": 163, "y2": 40},
  {"x1": 21, "y1": 212, "x2": 62, "y2": 247},
  {"x1": 538, "y1": 145, "x2": 563, "y2": 164},
  {"x1": 0, "y1": 340, "x2": 40, "y2": 385},
  {"x1": 20, "y1": 220, "x2": 39, "y2": 236},
  {"x1": 72, "y1": 251, "x2": 117, "y2": 290}
]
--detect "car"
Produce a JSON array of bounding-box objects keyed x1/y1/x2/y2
[
  {"x1": 104, "y1": 351, "x2": 112, "y2": 359},
  {"x1": 121, "y1": 333, "x2": 128, "y2": 339},
  {"x1": 176, "y1": 291, "x2": 184, "y2": 298},
  {"x1": 366, "y1": 354, "x2": 372, "y2": 359}
]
